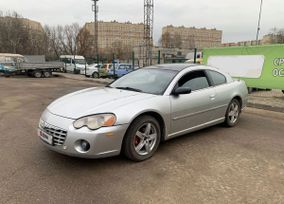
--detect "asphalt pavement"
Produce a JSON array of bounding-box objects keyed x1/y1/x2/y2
[{"x1": 0, "y1": 77, "x2": 284, "y2": 204}]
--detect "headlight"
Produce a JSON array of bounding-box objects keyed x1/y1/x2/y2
[{"x1": 73, "y1": 114, "x2": 116, "y2": 130}]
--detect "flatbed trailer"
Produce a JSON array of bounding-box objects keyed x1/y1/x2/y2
[
  {"x1": 0, "y1": 54, "x2": 64, "y2": 78},
  {"x1": 17, "y1": 62, "x2": 64, "y2": 78}
]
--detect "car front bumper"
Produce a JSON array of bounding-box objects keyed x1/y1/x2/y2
[{"x1": 38, "y1": 109, "x2": 129, "y2": 159}]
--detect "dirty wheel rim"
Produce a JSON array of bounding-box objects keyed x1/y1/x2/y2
[
  {"x1": 93, "y1": 73, "x2": 99, "y2": 78},
  {"x1": 228, "y1": 102, "x2": 239, "y2": 124},
  {"x1": 44, "y1": 72, "x2": 50, "y2": 77},
  {"x1": 34, "y1": 72, "x2": 41, "y2": 78},
  {"x1": 134, "y1": 122, "x2": 157, "y2": 156}
]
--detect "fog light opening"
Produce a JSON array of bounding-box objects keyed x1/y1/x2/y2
[
  {"x1": 75, "y1": 140, "x2": 90, "y2": 153},
  {"x1": 81, "y1": 140, "x2": 90, "y2": 152}
]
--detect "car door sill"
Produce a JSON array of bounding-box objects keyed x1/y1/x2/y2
[
  {"x1": 172, "y1": 104, "x2": 228, "y2": 121},
  {"x1": 167, "y1": 117, "x2": 225, "y2": 139}
]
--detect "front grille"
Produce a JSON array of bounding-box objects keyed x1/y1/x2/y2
[{"x1": 40, "y1": 120, "x2": 67, "y2": 146}]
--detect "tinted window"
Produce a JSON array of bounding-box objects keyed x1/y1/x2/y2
[
  {"x1": 208, "y1": 70, "x2": 227, "y2": 86},
  {"x1": 178, "y1": 71, "x2": 209, "y2": 91}
]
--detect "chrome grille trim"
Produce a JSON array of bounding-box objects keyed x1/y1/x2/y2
[{"x1": 39, "y1": 120, "x2": 67, "y2": 146}]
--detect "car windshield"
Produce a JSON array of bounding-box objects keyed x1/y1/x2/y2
[{"x1": 109, "y1": 68, "x2": 178, "y2": 95}]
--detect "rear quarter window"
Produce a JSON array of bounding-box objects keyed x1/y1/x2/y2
[{"x1": 208, "y1": 70, "x2": 227, "y2": 86}]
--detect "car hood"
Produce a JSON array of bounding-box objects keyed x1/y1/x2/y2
[{"x1": 47, "y1": 87, "x2": 155, "y2": 119}]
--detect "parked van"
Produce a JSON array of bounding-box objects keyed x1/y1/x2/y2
[{"x1": 60, "y1": 55, "x2": 86, "y2": 74}]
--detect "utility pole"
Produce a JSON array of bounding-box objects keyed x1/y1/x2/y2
[
  {"x1": 256, "y1": 0, "x2": 264, "y2": 45},
  {"x1": 143, "y1": 0, "x2": 154, "y2": 67},
  {"x1": 92, "y1": 0, "x2": 99, "y2": 61}
]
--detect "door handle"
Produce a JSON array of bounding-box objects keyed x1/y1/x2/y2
[{"x1": 209, "y1": 95, "x2": 216, "y2": 100}]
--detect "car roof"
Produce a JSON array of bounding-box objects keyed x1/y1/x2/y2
[{"x1": 146, "y1": 63, "x2": 200, "y2": 72}]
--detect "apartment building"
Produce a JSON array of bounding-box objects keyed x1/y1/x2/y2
[
  {"x1": 83, "y1": 21, "x2": 145, "y2": 52},
  {"x1": 161, "y1": 25, "x2": 222, "y2": 49}
]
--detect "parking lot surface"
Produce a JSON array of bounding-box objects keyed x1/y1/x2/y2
[{"x1": 0, "y1": 77, "x2": 284, "y2": 204}]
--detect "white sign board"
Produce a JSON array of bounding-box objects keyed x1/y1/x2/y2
[{"x1": 207, "y1": 55, "x2": 265, "y2": 78}]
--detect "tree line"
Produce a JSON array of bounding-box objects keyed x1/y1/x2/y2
[
  {"x1": 1, "y1": 11, "x2": 283, "y2": 62},
  {"x1": 0, "y1": 11, "x2": 93, "y2": 61},
  {"x1": 0, "y1": 11, "x2": 135, "y2": 62}
]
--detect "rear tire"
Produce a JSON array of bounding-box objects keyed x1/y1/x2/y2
[
  {"x1": 282, "y1": 90, "x2": 284, "y2": 95},
  {"x1": 224, "y1": 99, "x2": 241, "y2": 127},
  {"x1": 43, "y1": 71, "x2": 52, "y2": 78},
  {"x1": 33, "y1": 71, "x2": 42, "y2": 78},
  {"x1": 122, "y1": 116, "x2": 161, "y2": 162}
]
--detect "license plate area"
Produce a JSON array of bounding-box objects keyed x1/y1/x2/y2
[{"x1": 39, "y1": 129, "x2": 53, "y2": 145}]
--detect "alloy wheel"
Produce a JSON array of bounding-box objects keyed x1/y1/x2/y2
[
  {"x1": 134, "y1": 122, "x2": 158, "y2": 156},
  {"x1": 228, "y1": 102, "x2": 239, "y2": 124}
]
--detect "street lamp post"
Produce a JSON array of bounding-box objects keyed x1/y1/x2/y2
[{"x1": 256, "y1": 0, "x2": 264, "y2": 45}]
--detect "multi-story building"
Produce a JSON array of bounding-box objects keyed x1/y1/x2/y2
[
  {"x1": 20, "y1": 18, "x2": 44, "y2": 33},
  {"x1": 161, "y1": 25, "x2": 222, "y2": 49},
  {"x1": 82, "y1": 21, "x2": 145, "y2": 53},
  {"x1": 0, "y1": 16, "x2": 44, "y2": 33}
]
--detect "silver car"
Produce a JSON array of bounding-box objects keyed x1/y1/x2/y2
[{"x1": 38, "y1": 64, "x2": 248, "y2": 161}]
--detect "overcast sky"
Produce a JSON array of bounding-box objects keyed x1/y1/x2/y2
[{"x1": 0, "y1": 0, "x2": 283, "y2": 43}]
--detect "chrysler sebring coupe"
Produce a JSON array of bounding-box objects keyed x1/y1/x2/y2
[{"x1": 38, "y1": 64, "x2": 248, "y2": 161}]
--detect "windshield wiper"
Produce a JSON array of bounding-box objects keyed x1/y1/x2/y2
[{"x1": 115, "y1": 87, "x2": 142, "y2": 93}]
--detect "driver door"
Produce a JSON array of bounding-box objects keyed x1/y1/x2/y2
[
  {"x1": 170, "y1": 70, "x2": 216, "y2": 136},
  {"x1": 66, "y1": 59, "x2": 75, "y2": 72}
]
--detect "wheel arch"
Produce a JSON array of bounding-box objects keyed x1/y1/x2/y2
[
  {"x1": 232, "y1": 95, "x2": 243, "y2": 109},
  {"x1": 125, "y1": 111, "x2": 167, "y2": 142}
]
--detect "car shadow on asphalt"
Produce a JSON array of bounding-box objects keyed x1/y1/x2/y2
[{"x1": 42, "y1": 123, "x2": 228, "y2": 170}]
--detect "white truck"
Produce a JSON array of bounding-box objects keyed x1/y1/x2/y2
[
  {"x1": 59, "y1": 55, "x2": 87, "y2": 75},
  {"x1": 0, "y1": 53, "x2": 64, "y2": 78}
]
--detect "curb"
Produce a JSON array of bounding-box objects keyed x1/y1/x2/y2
[{"x1": 247, "y1": 102, "x2": 284, "y2": 113}]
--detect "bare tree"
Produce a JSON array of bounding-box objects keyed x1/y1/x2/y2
[
  {"x1": 0, "y1": 10, "x2": 46, "y2": 55},
  {"x1": 160, "y1": 32, "x2": 171, "y2": 48},
  {"x1": 77, "y1": 28, "x2": 92, "y2": 57},
  {"x1": 173, "y1": 33, "x2": 182, "y2": 48},
  {"x1": 43, "y1": 23, "x2": 82, "y2": 60},
  {"x1": 268, "y1": 28, "x2": 284, "y2": 43}
]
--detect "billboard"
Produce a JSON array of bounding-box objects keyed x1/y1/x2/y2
[{"x1": 203, "y1": 44, "x2": 284, "y2": 90}]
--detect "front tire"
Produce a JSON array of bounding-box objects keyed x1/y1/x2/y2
[
  {"x1": 92, "y1": 72, "x2": 99, "y2": 78},
  {"x1": 123, "y1": 116, "x2": 161, "y2": 162},
  {"x1": 224, "y1": 99, "x2": 241, "y2": 127}
]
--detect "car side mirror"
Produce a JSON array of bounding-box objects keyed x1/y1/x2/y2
[{"x1": 172, "y1": 87, "x2": 192, "y2": 96}]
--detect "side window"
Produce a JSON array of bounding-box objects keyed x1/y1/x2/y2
[
  {"x1": 208, "y1": 70, "x2": 227, "y2": 86},
  {"x1": 178, "y1": 70, "x2": 210, "y2": 91},
  {"x1": 61, "y1": 58, "x2": 71, "y2": 64}
]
